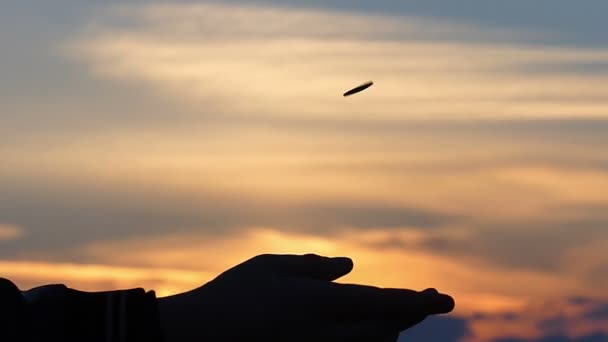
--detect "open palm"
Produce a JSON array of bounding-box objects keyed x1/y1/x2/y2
[{"x1": 158, "y1": 254, "x2": 455, "y2": 342}]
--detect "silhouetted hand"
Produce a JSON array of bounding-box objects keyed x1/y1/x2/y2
[{"x1": 158, "y1": 254, "x2": 455, "y2": 342}]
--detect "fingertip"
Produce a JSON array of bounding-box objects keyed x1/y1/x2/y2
[
  {"x1": 442, "y1": 294, "x2": 456, "y2": 312},
  {"x1": 332, "y1": 257, "x2": 354, "y2": 271},
  {"x1": 419, "y1": 288, "x2": 454, "y2": 313},
  {"x1": 450, "y1": 296, "x2": 456, "y2": 311},
  {"x1": 424, "y1": 292, "x2": 455, "y2": 314}
]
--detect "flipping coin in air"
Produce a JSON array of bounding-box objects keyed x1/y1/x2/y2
[{"x1": 343, "y1": 81, "x2": 374, "y2": 97}]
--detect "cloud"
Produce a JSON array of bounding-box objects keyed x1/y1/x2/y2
[
  {"x1": 0, "y1": 171, "x2": 458, "y2": 260},
  {"x1": 493, "y1": 332, "x2": 608, "y2": 342},
  {"x1": 237, "y1": 0, "x2": 608, "y2": 47},
  {"x1": 359, "y1": 199, "x2": 608, "y2": 283},
  {"x1": 61, "y1": 228, "x2": 592, "y2": 313},
  {"x1": 398, "y1": 315, "x2": 471, "y2": 342},
  {"x1": 0, "y1": 224, "x2": 23, "y2": 241},
  {"x1": 0, "y1": 259, "x2": 208, "y2": 296},
  {"x1": 456, "y1": 296, "x2": 608, "y2": 342},
  {"x1": 585, "y1": 304, "x2": 608, "y2": 321},
  {"x1": 417, "y1": 217, "x2": 608, "y2": 273},
  {"x1": 569, "y1": 297, "x2": 598, "y2": 307},
  {"x1": 65, "y1": 2, "x2": 608, "y2": 123}
]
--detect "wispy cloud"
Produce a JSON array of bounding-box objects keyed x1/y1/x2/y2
[
  {"x1": 66, "y1": 3, "x2": 608, "y2": 121},
  {"x1": 0, "y1": 223, "x2": 23, "y2": 241},
  {"x1": 0, "y1": 259, "x2": 206, "y2": 296}
]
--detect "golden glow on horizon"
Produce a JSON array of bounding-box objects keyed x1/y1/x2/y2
[
  {"x1": 2, "y1": 227, "x2": 607, "y2": 341},
  {"x1": 66, "y1": 228, "x2": 599, "y2": 304},
  {"x1": 0, "y1": 260, "x2": 208, "y2": 297}
]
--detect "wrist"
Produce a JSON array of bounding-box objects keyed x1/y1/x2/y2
[
  {"x1": 158, "y1": 294, "x2": 183, "y2": 342},
  {"x1": 158, "y1": 290, "x2": 204, "y2": 342},
  {"x1": 158, "y1": 296, "x2": 172, "y2": 342}
]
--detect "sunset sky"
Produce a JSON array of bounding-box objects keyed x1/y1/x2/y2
[{"x1": 1, "y1": 1, "x2": 608, "y2": 341}]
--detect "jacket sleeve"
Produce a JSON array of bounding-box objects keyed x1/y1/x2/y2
[{"x1": 0, "y1": 277, "x2": 164, "y2": 342}]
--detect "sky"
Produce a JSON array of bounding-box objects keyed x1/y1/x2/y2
[{"x1": 1, "y1": 1, "x2": 608, "y2": 341}]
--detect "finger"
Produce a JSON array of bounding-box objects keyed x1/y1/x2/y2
[
  {"x1": 346, "y1": 285, "x2": 454, "y2": 316},
  {"x1": 250, "y1": 253, "x2": 354, "y2": 281},
  {"x1": 307, "y1": 282, "x2": 454, "y2": 321}
]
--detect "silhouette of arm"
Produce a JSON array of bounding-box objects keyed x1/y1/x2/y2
[{"x1": 1, "y1": 254, "x2": 455, "y2": 342}]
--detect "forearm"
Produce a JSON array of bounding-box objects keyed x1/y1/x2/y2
[{"x1": 0, "y1": 278, "x2": 164, "y2": 342}]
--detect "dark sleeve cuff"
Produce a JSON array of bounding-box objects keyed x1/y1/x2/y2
[
  {"x1": 0, "y1": 278, "x2": 28, "y2": 341},
  {"x1": 24, "y1": 284, "x2": 164, "y2": 342}
]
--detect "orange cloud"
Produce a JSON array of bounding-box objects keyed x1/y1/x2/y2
[
  {"x1": 0, "y1": 260, "x2": 207, "y2": 297},
  {"x1": 0, "y1": 223, "x2": 23, "y2": 241},
  {"x1": 76, "y1": 227, "x2": 594, "y2": 310}
]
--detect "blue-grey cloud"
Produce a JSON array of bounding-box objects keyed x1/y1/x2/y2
[
  {"x1": 585, "y1": 303, "x2": 608, "y2": 321},
  {"x1": 538, "y1": 314, "x2": 569, "y2": 335},
  {"x1": 227, "y1": 0, "x2": 608, "y2": 47},
  {"x1": 398, "y1": 316, "x2": 471, "y2": 342},
  {"x1": 420, "y1": 219, "x2": 607, "y2": 272},
  {"x1": 8, "y1": 0, "x2": 608, "y2": 47},
  {"x1": 568, "y1": 297, "x2": 597, "y2": 306},
  {"x1": 363, "y1": 201, "x2": 608, "y2": 276},
  {"x1": 0, "y1": 175, "x2": 457, "y2": 261},
  {"x1": 398, "y1": 308, "x2": 608, "y2": 342}
]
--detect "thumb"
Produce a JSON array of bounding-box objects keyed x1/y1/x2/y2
[{"x1": 251, "y1": 253, "x2": 354, "y2": 281}]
